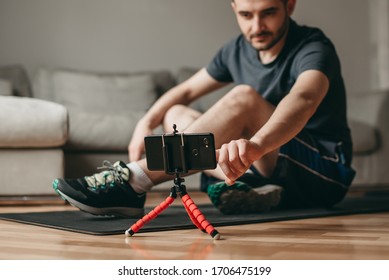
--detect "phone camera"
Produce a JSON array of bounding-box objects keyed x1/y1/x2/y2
[
  {"x1": 203, "y1": 137, "x2": 209, "y2": 148},
  {"x1": 192, "y1": 149, "x2": 199, "y2": 156}
]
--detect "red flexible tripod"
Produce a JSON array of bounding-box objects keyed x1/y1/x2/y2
[
  {"x1": 125, "y1": 125, "x2": 220, "y2": 240},
  {"x1": 125, "y1": 174, "x2": 220, "y2": 239}
]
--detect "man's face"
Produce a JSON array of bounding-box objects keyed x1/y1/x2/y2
[{"x1": 231, "y1": 0, "x2": 294, "y2": 51}]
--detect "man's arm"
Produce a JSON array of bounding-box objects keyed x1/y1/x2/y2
[
  {"x1": 129, "y1": 68, "x2": 226, "y2": 161},
  {"x1": 252, "y1": 69, "x2": 329, "y2": 153},
  {"x1": 217, "y1": 69, "x2": 329, "y2": 184}
]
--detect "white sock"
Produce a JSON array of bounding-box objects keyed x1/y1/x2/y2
[{"x1": 127, "y1": 162, "x2": 154, "y2": 194}]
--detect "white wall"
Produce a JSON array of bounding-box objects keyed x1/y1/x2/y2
[
  {"x1": 0, "y1": 0, "x2": 378, "y2": 94},
  {"x1": 0, "y1": 0, "x2": 240, "y2": 73},
  {"x1": 295, "y1": 0, "x2": 371, "y2": 93},
  {"x1": 368, "y1": 0, "x2": 389, "y2": 90}
]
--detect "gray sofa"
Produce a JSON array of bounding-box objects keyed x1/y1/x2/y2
[
  {"x1": 0, "y1": 64, "x2": 388, "y2": 197},
  {"x1": 347, "y1": 89, "x2": 389, "y2": 188}
]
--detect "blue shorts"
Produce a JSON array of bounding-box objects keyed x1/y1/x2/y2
[{"x1": 202, "y1": 131, "x2": 356, "y2": 208}]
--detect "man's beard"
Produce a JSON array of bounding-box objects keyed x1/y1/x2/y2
[{"x1": 250, "y1": 17, "x2": 290, "y2": 51}]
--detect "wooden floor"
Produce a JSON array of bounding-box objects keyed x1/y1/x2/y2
[{"x1": 1, "y1": 192, "x2": 389, "y2": 260}]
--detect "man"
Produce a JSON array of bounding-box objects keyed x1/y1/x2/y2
[{"x1": 53, "y1": 0, "x2": 355, "y2": 217}]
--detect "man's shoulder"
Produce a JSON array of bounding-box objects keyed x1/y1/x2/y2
[
  {"x1": 292, "y1": 20, "x2": 335, "y2": 50},
  {"x1": 222, "y1": 34, "x2": 246, "y2": 50},
  {"x1": 216, "y1": 34, "x2": 253, "y2": 63}
]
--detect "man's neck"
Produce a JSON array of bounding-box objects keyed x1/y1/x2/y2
[
  {"x1": 259, "y1": 35, "x2": 287, "y2": 64},
  {"x1": 258, "y1": 20, "x2": 291, "y2": 64}
]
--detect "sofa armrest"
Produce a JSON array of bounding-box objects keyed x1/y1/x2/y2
[
  {"x1": 347, "y1": 89, "x2": 389, "y2": 185},
  {"x1": 348, "y1": 90, "x2": 389, "y2": 126},
  {"x1": 0, "y1": 96, "x2": 68, "y2": 148},
  {"x1": 348, "y1": 90, "x2": 389, "y2": 150}
]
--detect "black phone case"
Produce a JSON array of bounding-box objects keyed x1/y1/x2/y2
[{"x1": 144, "y1": 133, "x2": 217, "y2": 172}]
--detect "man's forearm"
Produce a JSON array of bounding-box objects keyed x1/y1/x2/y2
[{"x1": 250, "y1": 70, "x2": 328, "y2": 157}]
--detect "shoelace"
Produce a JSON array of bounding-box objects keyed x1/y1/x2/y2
[{"x1": 85, "y1": 160, "x2": 129, "y2": 192}]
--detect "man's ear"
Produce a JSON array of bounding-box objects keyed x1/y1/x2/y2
[
  {"x1": 287, "y1": 0, "x2": 297, "y2": 16},
  {"x1": 231, "y1": 1, "x2": 237, "y2": 13}
]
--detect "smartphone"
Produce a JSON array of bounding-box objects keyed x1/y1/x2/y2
[{"x1": 144, "y1": 133, "x2": 217, "y2": 174}]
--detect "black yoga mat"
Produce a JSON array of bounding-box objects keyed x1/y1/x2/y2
[{"x1": 0, "y1": 196, "x2": 388, "y2": 235}]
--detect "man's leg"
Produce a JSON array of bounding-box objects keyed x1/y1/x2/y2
[
  {"x1": 139, "y1": 84, "x2": 277, "y2": 185},
  {"x1": 53, "y1": 85, "x2": 280, "y2": 217}
]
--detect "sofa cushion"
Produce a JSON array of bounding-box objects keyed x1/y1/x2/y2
[
  {"x1": 0, "y1": 96, "x2": 68, "y2": 148},
  {"x1": 349, "y1": 119, "x2": 379, "y2": 154},
  {"x1": 65, "y1": 108, "x2": 143, "y2": 151},
  {"x1": 176, "y1": 67, "x2": 234, "y2": 112},
  {"x1": 33, "y1": 67, "x2": 176, "y2": 102},
  {"x1": 52, "y1": 70, "x2": 157, "y2": 113},
  {"x1": 32, "y1": 67, "x2": 177, "y2": 152},
  {"x1": 0, "y1": 79, "x2": 12, "y2": 96}
]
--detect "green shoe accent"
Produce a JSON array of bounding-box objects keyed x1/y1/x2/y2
[
  {"x1": 53, "y1": 179, "x2": 59, "y2": 192},
  {"x1": 207, "y1": 181, "x2": 282, "y2": 215},
  {"x1": 52, "y1": 179, "x2": 66, "y2": 201},
  {"x1": 207, "y1": 181, "x2": 250, "y2": 207}
]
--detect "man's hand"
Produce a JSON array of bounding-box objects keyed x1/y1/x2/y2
[
  {"x1": 216, "y1": 139, "x2": 262, "y2": 185},
  {"x1": 128, "y1": 121, "x2": 153, "y2": 162}
]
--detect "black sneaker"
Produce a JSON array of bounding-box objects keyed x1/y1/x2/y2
[
  {"x1": 207, "y1": 181, "x2": 282, "y2": 215},
  {"x1": 53, "y1": 160, "x2": 145, "y2": 218}
]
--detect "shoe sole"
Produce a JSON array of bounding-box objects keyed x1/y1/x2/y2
[
  {"x1": 217, "y1": 184, "x2": 283, "y2": 215},
  {"x1": 53, "y1": 179, "x2": 144, "y2": 218}
]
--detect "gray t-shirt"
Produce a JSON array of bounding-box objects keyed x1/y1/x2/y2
[{"x1": 206, "y1": 19, "x2": 352, "y2": 163}]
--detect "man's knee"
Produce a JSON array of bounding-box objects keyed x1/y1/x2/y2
[
  {"x1": 220, "y1": 85, "x2": 262, "y2": 111},
  {"x1": 165, "y1": 104, "x2": 188, "y2": 119},
  {"x1": 163, "y1": 104, "x2": 201, "y2": 132}
]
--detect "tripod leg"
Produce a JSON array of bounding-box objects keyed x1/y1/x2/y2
[
  {"x1": 181, "y1": 194, "x2": 220, "y2": 240},
  {"x1": 125, "y1": 196, "x2": 175, "y2": 236},
  {"x1": 182, "y1": 201, "x2": 205, "y2": 232}
]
